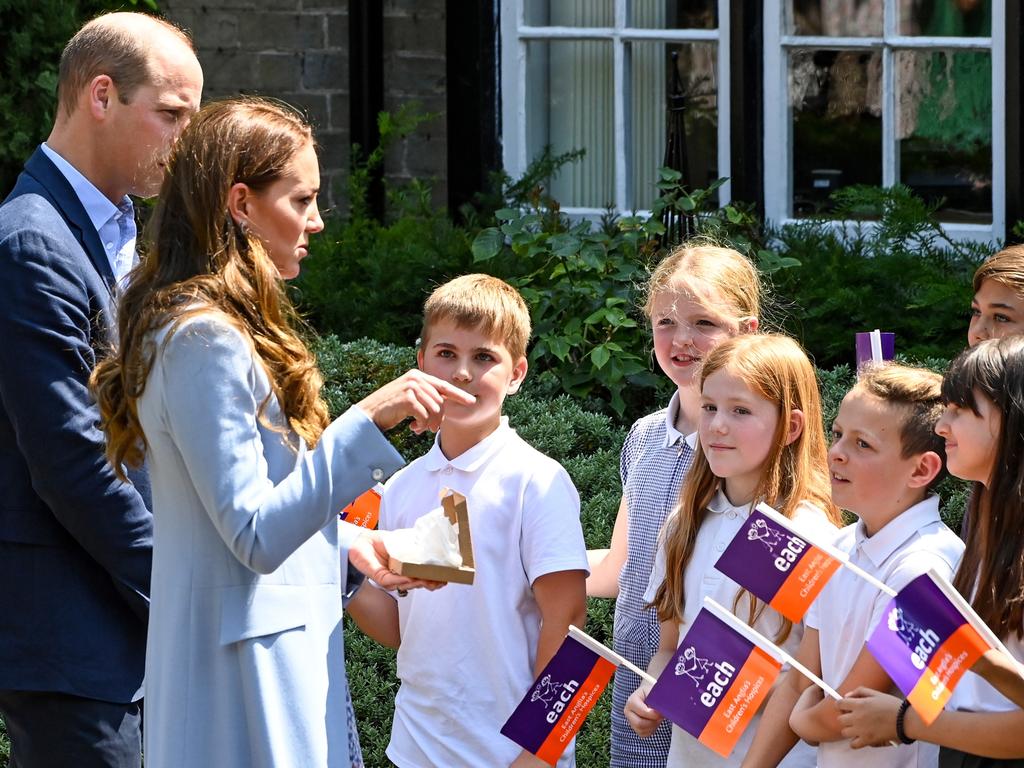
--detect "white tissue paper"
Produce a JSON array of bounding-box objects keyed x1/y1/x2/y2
[{"x1": 383, "y1": 506, "x2": 463, "y2": 567}]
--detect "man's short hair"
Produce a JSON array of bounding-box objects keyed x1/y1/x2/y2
[
  {"x1": 855, "y1": 363, "x2": 947, "y2": 489},
  {"x1": 56, "y1": 14, "x2": 193, "y2": 117},
  {"x1": 421, "y1": 274, "x2": 532, "y2": 361}
]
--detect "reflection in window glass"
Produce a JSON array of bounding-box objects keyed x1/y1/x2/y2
[
  {"x1": 789, "y1": 49, "x2": 882, "y2": 217},
  {"x1": 897, "y1": 0, "x2": 991, "y2": 36},
  {"x1": 786, "y1": 0, "x2": 883, "y2": 36},
  {"x1": 629, "y1": 42, "x2": 718, "y2": 209},
  {"x1": 896, "y1": 49, "x2": 992, "y2": 223},
  {"x1": 629, "y1": 0, "x2": 717, "y2": 29},
  {"x1": 523, "y1": 0, "x2": 613, "y2": 27},
  {"x1": 526, "y1": 40, "x2": 615, "y2": 208}
]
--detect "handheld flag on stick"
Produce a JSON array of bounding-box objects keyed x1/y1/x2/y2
[
  {"x1": 866, "y1": 569, "x2": 1001, "y2": 725},
  {"x1": 714, "y1": 502, "x2": 892, "y2": 622},
  {"x1": 645, "y1": 597, "x2": 839, "y2": 758},
  {"x1": 855, "y1": 330, "x2": 895, "y2": 372},
  {"x1": 501, "y1": 626, "x2": 652, "y2": 766},
  {"x1": 340, "y1": 483, "x2": 384, "y2": 529}
]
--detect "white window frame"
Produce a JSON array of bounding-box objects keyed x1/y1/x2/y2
[
  {"x1": 500, "y1": 0, "x2": 732, "y2": 218},
  {"x1": 763, "y1": 0, "x2": 1006, "y2": 243}
]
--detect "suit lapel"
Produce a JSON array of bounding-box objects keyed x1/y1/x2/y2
[{"x1": 24, "y1": 148, "x2": 119, "y2": 301}]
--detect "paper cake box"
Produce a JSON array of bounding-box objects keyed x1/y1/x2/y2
[{"x1": 388, "y1": 491, "x2": 475, "y2": 585}]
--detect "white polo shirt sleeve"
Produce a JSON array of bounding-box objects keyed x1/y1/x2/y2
[{"x1": 520, "y1": 462, "x2": 589, "y2": 584}]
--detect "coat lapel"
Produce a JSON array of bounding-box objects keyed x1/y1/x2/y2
[{"x1": 23, "y1": 148, "x2": 118, "y2": 301}]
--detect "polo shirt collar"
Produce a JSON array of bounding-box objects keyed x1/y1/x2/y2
[
  {"x1": 420, "y1": 417, "x2": 513, "y2": 474},
  {"x1": 40, "y1": 142, "x2": 129, "y2": 234},
  {"x1": 853, "y1": 494, "x2": 942, "y2": 568},
  {"x1": 706, "y1": 489, "x2": 751, "y2": 518},
  {"x1": 662, "y1": 390, "x2": 697, "y2": 451}
]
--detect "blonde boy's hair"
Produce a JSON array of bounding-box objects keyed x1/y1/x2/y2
[
  {"x1": 973, "y1": 245, "x2": 1024, "y2": 296},
  {"x1": 643, "y1": 243, "x2": 762, "y2": 322},
  {"x1": 854, "y1": 364, "x2": 947, "y2": 489},
  {"x1": 421, "y1": 274, "x2": 532, "y2": 361}
]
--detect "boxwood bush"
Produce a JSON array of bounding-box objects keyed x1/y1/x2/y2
[
  {"x1": 320, "y1": 336, "x2": 967, "y2": 767},
  {"x1": 0, "y1": 337, "x2": 970, "y2": 764}
]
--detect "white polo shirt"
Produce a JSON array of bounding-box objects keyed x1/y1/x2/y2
[
  {"x1": 379, "y1": 418, "x2": 590, "y2": 768},
  {"x1": 806, "y1": 495, "x2": 964, "y2": 768},
  {"x1": 644, "y1": 491, "x2": 833, "y2": 768}
]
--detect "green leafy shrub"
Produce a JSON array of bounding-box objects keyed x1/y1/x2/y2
[
  {"x1": 322, "y1": 336, "x2": 967, "y2": 765},
  {"x1": 470, "y1": 169, "x2": 780, "y2": 418},
  {"x1": 768, "y1": 185, "x2": 990, "y2": 370}
]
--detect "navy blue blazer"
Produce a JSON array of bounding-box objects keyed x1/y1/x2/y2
[{"x1": 0, "y1": 148, "x2": 152, "y2": 704}]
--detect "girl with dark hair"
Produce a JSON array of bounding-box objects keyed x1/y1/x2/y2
[
  {"x1": 90, "y1": 97, "x2": 471, "y2": 768},
  {"x1": 837, "y1": 335, "x2": 1024, "y2": 766}
]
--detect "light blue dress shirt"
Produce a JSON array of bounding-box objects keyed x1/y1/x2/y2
[{"x1": 40, "y1": 143, "x2": 137, "y2": 285}]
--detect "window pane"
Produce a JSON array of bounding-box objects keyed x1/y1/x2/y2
[
  {"x1": 526, "y1": 41, "x2": 615, "y2": 208},
  {"x1": 896, "y1": 49, "x2": 992, "y2": 223},
  {"x1": 786, "y1": 0, "x2": 883, "y2": 36},
  {"x1": 897, "y1": 0, "x2": 991, "y2": 36},
  {"x1": 629, "y1": 0, "x2": 717, "y2": 29},
  {"x1": 524, "y1": 0, "x2": 613, "y2": 26},
  {"x1": 629, "y1": 41, "x2": 718, "y2": 209},
  {"x1": 789, "y1": 49, "x2": 882, "y2": 217}
]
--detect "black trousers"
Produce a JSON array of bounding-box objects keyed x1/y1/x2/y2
[
  {"x1": 941, "y1": 747, "x2": 1024, "y2": 768},
  {"x1": 0, "y1": 690, "x2": 141, "y2": 768}
]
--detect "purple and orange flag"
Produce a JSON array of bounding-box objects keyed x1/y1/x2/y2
[
  {"x1": 339, "y1": 483, "x2": 384, "y2": 529},
  {"x1": 500, "y1": 631, "x2": 620, "y2": 766},
  {"x1": 866, "y1": 570, "x2": 995, "y2": 724},
  {"x1": 714, "y1": 503, "x2": 842, "y2": 622},
  {"x1": 647, "y1": 603, "x2": 783, "y2": 757}
]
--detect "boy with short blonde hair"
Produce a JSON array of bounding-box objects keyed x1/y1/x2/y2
[
  {"x1": 351, "y1": 274, "x2": 589, "y2": 767},
  {"x1": 742, "y1": 364, "x2": 964, "y2": 768}
]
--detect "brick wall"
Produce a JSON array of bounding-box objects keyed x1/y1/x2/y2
[
  {"x1": 161, "y1": 0, "x2": 447, "y2": 212},
  {"x1": 382, "y1": 0, "x2": 447, "y2": 209}
]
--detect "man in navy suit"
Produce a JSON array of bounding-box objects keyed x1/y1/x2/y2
[{"x1": 0, "y1": 13, "x2": 202, "y2": 766}]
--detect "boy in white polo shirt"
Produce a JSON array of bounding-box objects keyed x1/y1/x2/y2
[
  {"x1": 351, "y1": 274, "x2": 589, "y2": 768},
  {"x1": 741, "y1": 364, "x2": 965, "y2": 768}
]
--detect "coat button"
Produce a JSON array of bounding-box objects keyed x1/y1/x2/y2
[{"x1": 371, "y1": 468, "x2": 384, "y2": 481}]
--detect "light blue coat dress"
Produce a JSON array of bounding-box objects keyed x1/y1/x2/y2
[{"x1": 137, "y1": 314, "x2": 403, "y2": 768}]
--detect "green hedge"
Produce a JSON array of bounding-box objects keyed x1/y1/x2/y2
[
  {"x1": 0, "y1": 338, "x2": 967, "y2": 763},
  {"x1": 320, "y1": 336, "x2": 967, "y2": 767}
]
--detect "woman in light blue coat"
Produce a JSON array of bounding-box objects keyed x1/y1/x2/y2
[{"x1": 90, "y1": 98, "x2": 469, "y2": 768}]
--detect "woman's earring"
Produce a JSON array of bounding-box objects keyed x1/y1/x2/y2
[{"x1": 239, "y1": 219, "x2": 249, "y2": 235}]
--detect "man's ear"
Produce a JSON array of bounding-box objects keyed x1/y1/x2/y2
[
  {"x1": 784, "y1": 408, "x2": 805, "y2": 446},
  {"x1": 226, "y1": 183, "x2": 252, "y2": 226},
  {"x1": 507, "y1": 356, "x2": 529, "y2": 395},
  {"x1": 907, "y1": 451, "x2": 943, "y2": 489},
  {"x1": 88, "y1": 75, "x2": 115, "y2": 120},
  {"x1": 416, "y1": 346, "x2": 425, "y2": 371}
]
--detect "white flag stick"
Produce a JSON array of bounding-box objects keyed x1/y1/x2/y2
[
  {"x1": 704, "y1": 597, "x2": 841, "y2": 700},
  {"x1": 870, "y1": 329, "x2": 884, "y2": 364},
  {"x1": 755, "y1": 503, "x2": 896, "y2": 597},
  {"x1": 569, "y1": 625, "x2": 657, "y2": 686}
]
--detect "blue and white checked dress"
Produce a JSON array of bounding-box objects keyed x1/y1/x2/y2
[{"x1": 611, "y1": 393, "x2": 695, "y2": 768}]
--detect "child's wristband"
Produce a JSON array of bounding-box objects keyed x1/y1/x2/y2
[{"x1": 895, "y1": 699, "x2": 916, "y2": 745}]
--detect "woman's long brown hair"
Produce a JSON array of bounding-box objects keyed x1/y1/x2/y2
[
  {"x1": 650, "y1": 334, "x2": 840, "y2": 640},
  {"x1": 91, "y1": 98, "x2": 330, "y2": 478},
  {"x1": 943, "y1": 336, "x2": 1024, "y2": 641}
]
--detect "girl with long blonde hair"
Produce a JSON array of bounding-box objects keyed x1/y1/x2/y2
[
  {"x1": 624, "y1": 333, "x2": 842, "y2": 767},
  {"x1": 587, "y1": 244, "x2": 762, "y2": 767}
]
